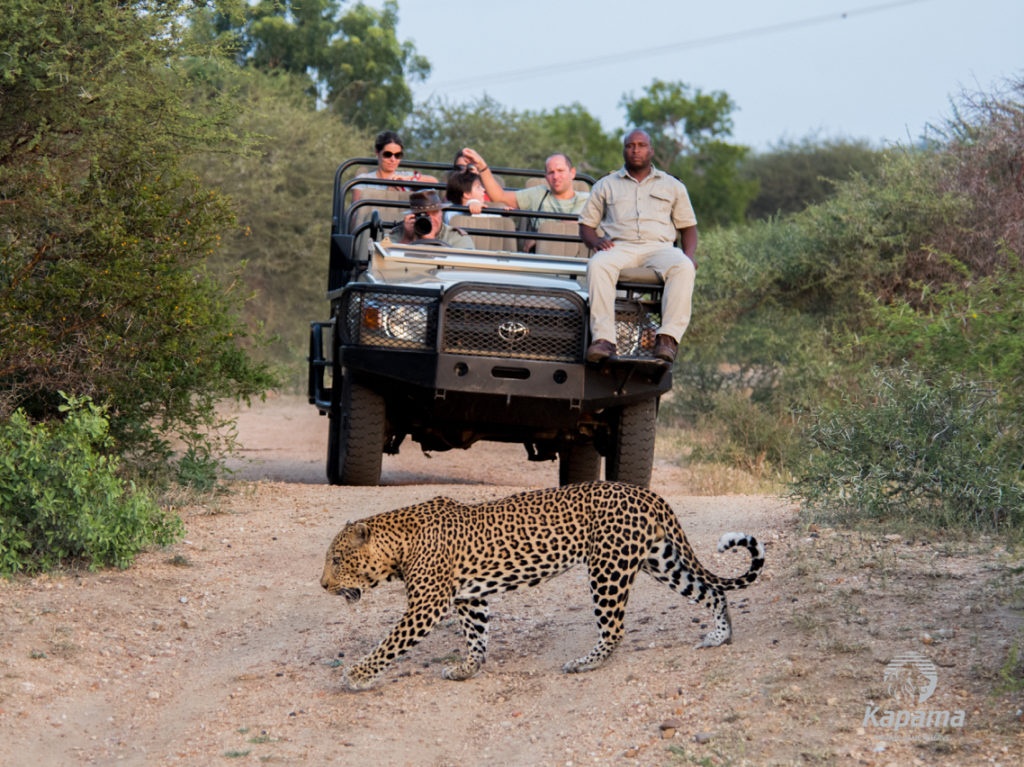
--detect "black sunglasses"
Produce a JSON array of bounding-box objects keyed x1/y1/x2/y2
[{"x1": 380, "y1": 150, "x2": 403, "y2": 159}]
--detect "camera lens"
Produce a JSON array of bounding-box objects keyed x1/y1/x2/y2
[{"x1": 413, "y1": 213, "x2": 433, "y2": 237}]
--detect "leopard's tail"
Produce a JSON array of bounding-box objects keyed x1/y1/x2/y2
[{"x1": 713, "y1": 532, "x2": 765, "y2": 591}]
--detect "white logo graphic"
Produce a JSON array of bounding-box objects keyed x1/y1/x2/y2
[
  {"x1": 883, "y1": 650, "x2": 938, "y2": 704},
  {"x1": 861, "y1": 649, "x2": 965, "y2": 737}
]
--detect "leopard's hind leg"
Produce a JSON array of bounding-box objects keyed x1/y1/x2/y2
[
  {"x1": 641, "y1": 538, "x2": 733, "y2": 648},
  {"x1": 563, "y1": 552, "x2": 641, "y2": 673},
  {"x1": 443, "y1": 598, "x2": 489, "y2": 681}
]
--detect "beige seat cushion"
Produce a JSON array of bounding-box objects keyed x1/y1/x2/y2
[{"x1": 447, "y1": 214, "x2": 516, "y2": 251}]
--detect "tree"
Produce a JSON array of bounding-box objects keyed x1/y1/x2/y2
[
  {"x1": 403, "y1": 95, "x2": 552, "y2": 168},
  {"x1": 191, "y1": 63, "x2": 370, "y2": 374},
  {"x1": 534, "y1": 103, "x2": 622, "y2": 177},
  {"x1": 210, "y1": 0, "x2": 429, "y2": 129},
  {"x1": 621, "y1": 79, "x2": 757, "y2": 227},
  {"x1": 0, "y1": 0, "x2": 276, "y2": 469},
  {"x1": 404, "y1": 96, "x2": 622, "y2": 177},
  {"x1": 741, "y1": 136, "x2": 881, "y2": 220}
]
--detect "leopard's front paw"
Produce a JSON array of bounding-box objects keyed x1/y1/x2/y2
[
  {"x1": 441, "y1": 658, "x2": 481, "y2": 681},
  {"x1": 342, "y1": 665, "x2": 379, "y2": 691}
]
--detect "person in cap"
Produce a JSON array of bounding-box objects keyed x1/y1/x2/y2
[{"x1": 389, "y1": 190, "x2": 475, "y2": 249}]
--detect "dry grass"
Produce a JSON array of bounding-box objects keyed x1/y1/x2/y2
[{"x1": 656, "y1": 424, "x2": 784, "y2": 496}]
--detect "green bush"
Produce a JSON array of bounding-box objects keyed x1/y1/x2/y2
[
  {"x1": 741, "y1": 135, "x2": 882, "y2": 220},
  {"x1": 1, "y1": 0, "x2": 278, "y2": 471},
  {"x1": 666, "y1": 217, "x2": 845, "y2": 475},
  {"x1": 673, "y1": 128, "x2": 1015, "y2": 480},
  {"x1": 790, "y1": 252, "x2": 1024, "y2": 534},
  {"x1": 0, "y1": 395, "x2": 182, "y2": 575},
  {"x1": 854, "y1": 251, "x2": 1024, "y2": 409},
  {"x1": 792, "y1": 365, "x2": 1023, "y2": 534}
]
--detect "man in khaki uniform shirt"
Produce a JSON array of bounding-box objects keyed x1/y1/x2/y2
[{"x1": 579, "y1": 129, "x2": 698, "y2": 364}]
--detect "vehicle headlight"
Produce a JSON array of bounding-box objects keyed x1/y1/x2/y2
[
  {"x1": 382, "y1": 304, "x2": 428, "y2": 343},
  {"x1": 343, "y1": 289, "x2": 437, "y2": 349}
]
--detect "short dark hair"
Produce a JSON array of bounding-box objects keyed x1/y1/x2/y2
[
  {"x1": 546, "y1": 152, "x2": 574, "y2": 169},
  {"x1": 374, "y1": 130, "x2": 404, "y2": 153},
  {"x1": 445, "y1": 169, "x2": 480, "y2": 204},
  {"x1": 453, "y1": 149, "x2": 470, "y2": 167},
  {"x1": 623, "y1": 128, "x2": 651, "y2": 145}
]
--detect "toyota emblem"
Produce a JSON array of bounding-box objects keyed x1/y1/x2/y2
[{"x1": 497, "y1": 320, "x2": 529, "y2": 343}]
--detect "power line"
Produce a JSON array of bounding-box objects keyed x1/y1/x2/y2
[{"x1": 424, "y1": 0, "x2": 934, "y2": 92}]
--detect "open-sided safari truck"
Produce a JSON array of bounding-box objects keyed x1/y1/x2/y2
[{"x1": 308, "y1": 157, "x2": 672, "y2": 486}]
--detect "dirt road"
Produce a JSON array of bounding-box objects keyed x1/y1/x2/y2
[{"x1": 1, "y1": 395, "x2": 1021, "y2": 766}]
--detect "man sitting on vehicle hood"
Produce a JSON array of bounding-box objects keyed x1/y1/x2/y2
[{"x1": 389, "y1": 190, "x2": 475, "y2": 249}]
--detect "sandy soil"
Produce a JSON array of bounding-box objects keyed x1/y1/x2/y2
[{"x1": 1, "y1": 394, "x2": 1021, "y2": 766}]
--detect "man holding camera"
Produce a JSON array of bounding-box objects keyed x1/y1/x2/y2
[{"x1": 389, "y1": 190, "x2": 475, "y2": 249}]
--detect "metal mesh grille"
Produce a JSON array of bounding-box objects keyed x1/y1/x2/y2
[
  {"x1": 442, "y1": 286, "x2": 586, "y2": 361},
  {"x1": 342, "y1": 290, "x2": 437, "y2": 350},
  {"x1": 615, "y1": 303, "x2": 661, "y2": 357}
]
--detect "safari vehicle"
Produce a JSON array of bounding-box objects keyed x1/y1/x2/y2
[{"x1": 307, "y1": 157, "x2": 673, "y2": 487}]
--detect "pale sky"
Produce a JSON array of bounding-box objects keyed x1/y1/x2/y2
[{"x1": 392, "y1": 0, "x2": 1022, "y2": 151}]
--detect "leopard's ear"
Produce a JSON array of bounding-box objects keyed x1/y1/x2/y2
[{"x1": 350, "y1": 521, "x2": 370, "y2": 546}]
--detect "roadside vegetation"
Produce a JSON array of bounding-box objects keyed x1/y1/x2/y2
[
  {"x1": 684, "y1": 82, "x2": 1023, "y2": 538},
  {"x1": 2, "y1": 0, "x2": 1021, "y2": 572}
]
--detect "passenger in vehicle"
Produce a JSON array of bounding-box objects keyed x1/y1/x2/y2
[
  {"x1": 389, "y1": 190, "x2": 475, "y2": 249},
  {"x1": 353, "y1": 130, "x2": 437, "y2": 201},
  {"x1": 450, "y1": 150, "x2": 493, "y2": 202},
  {"x1": 443, "y1": 169, "x2": 506, "y2": 223},
  {"x1": 461, "y1": 147, "x2": 589, "y2": 222},
  {"x1": 580, "y1": 129, "x2": 697, "y2": 366},
  {"x1": 452, "y1": 149, "x2": 476, "y2": 173}
]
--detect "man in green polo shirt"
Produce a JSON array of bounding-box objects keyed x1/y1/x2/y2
[{"x1": 459, "y1": 148, "x2": 590, "y2": 230}]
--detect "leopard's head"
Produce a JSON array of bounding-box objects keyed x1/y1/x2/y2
[{"x1": 320, "y1": 521, "x2": 389, "y2": 601}]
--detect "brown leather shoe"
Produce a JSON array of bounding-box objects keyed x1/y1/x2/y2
[
  {"x1": 653, "y1": 334, "x2": 678, "y2": 363},
  {"x1": 586, "y1": 339, "x2": 616, "y2": 363}
]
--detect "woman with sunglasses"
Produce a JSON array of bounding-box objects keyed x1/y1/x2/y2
[{"x1": 352, "y1": 130, "x2": 437, "y2": 201}]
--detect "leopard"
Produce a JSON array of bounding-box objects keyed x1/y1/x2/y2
[{"x1": 320, "y1": 481, "x2": 764, "y2": 690}]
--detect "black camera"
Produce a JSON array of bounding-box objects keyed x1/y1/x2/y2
[{"x1": 413, "y1": 212, "x2": 433, "y2": 238}]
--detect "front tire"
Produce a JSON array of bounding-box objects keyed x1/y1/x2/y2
[
  {"x1": 326, "y1": 375, "x2": 386, "y2": 486},
  {"x1": 604, "y1": 398, "x2": 657, "y2": 487}
]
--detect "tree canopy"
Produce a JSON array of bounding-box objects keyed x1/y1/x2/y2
[
  {"x1": 741, "y1": 136, "x2": 882, "y2": 220},
  {"x1": 203, "y1": 0, "x2": 429, "y2": 129},
  {"x1": 194, "y1": 64, "x2": 369, "y2": 369},
  {"x1": 0, "y1": 0, "x2": 275, "y2": 465},
  {"x1": 621, "y1": 79, "x2": 758, "y2": 227}
]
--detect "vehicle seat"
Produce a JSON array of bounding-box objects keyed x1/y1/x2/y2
[
  {"x1": 349, "y1": 188, "x2": 410, "y2": 232},
  {"x1": 349, "y1": 188, "x2": 409, "y2": 261},
  {"x1": 447, "y1": 213, "x2": 516, "y2": 252},
  {"x1": 534, "y1": 219, "x2": 590, "y2": 259},
  {"x1": 615, "y1": 267, "x2": 664, "y2": 303}
]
